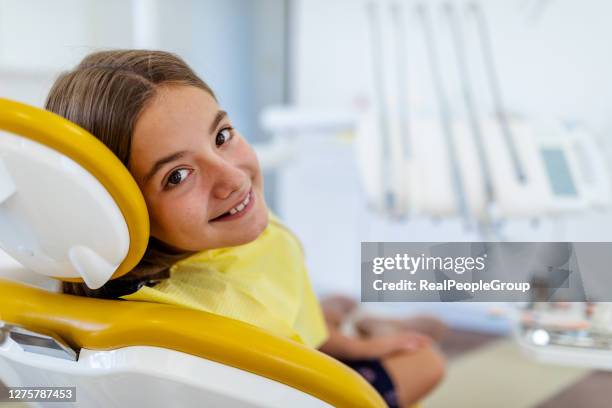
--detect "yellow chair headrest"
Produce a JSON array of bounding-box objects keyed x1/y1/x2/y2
[{"x1": 0, "y1": 98, "x2": 149, "y2": 287}]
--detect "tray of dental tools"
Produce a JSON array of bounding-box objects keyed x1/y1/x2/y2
[{"x1": 515, "y1": 302, "x2": 612, "y2": 371}]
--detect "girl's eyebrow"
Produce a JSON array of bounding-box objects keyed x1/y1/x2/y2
[
  {"x1": 143, "y1": 151, "x2": 187, "y2": 184},
  {"x1": 210, "y1": 110, "x2": 227, "y2": 133}
]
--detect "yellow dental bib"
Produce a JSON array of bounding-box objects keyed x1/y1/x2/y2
[{"x1": 122, "y1": 215, "x2": 328, "y2": 348}]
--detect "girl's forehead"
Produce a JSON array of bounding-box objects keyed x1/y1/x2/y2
[
  {"x1": 129, "y1": 86, "x2": 220, "y2": 176},
  {"x1": 143, "y1": 85, "x2": 219, "y2": 128}
]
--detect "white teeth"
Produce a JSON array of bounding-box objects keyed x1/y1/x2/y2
[{"x1": 227, "y1": 192, "x2": 251, "y2": 216}]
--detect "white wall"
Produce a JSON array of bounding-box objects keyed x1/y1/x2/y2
[
  {"x1": 292, "y1": 0, "x2": 612, "y2": 130},
  {"x1": 0, "y1": 0, "x2": 133, "y2": 106}
]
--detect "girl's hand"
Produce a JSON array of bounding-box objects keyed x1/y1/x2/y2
[
  {"x1": 321, "y1": 295, "x2": 358, "y2": 316},
  {"x1": 352, "y1": 332, "x2": 432, "y2": 359}
]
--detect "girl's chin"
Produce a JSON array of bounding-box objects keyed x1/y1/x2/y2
[{"x1": 236, "y1": 211, "x2": 269, "y2": 241}]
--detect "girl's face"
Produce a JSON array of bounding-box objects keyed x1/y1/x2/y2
[{"x1": 129, "y1": 85, "x2": 268, "y2": 251}]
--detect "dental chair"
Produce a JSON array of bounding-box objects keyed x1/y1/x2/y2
[{"x1": 0, "y1": 98, "x2": 386, "y2": 407}]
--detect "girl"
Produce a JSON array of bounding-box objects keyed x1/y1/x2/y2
[{"x1": 46, "y1": 50, "x2": 444, "y2": 407}]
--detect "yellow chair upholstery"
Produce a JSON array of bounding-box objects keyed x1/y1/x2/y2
[{"x1": 0, "y1": 279, "x2": 387, "y2": 407}]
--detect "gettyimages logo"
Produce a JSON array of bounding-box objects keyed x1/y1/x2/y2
[
  {"x1": 371, "y1": 253, "x2": 487, "y2": 275},
  {"x1": 361, "y1": 242, "x2": 597, "y2": 302}
]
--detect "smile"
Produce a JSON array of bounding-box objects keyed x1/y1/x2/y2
[
  {"x1": 209, "y1": 189, "x2": 255, "y2": 222},
  {"x1": 229, "y1": 192, "x2": 251, "y2": 215}
]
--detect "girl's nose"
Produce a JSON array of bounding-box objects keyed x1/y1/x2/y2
[{"x1": 208, "y1": 159, "x2": 245, "y2": 200}]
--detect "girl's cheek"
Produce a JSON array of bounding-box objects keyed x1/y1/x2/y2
[
  {"x1": 182, "y1": 193, "x2": 211, "y2": 223},
  {"x1": 154, "y1": 197, "x2": 189, "y2": 227},
  {"x1": 235, "y1": 138, "x2": 260, "y2": 172}
]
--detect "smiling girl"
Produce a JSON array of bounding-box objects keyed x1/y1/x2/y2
[{"x1": 46, "y1": 50, "x2": 444, "y2": 407}]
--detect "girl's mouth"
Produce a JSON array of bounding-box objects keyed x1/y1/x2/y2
[{"x1": 209, "y1": 189, "x2": 255, "y2": 223}]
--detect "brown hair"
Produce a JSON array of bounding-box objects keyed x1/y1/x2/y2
[{"x1": 45, "y1": 49, "x2": 214, "y2": 298}]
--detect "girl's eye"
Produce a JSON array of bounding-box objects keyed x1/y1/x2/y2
[
  {"x1": 165, "y1": 168, "x2": 191, "y2": 188},
  {"x1": 215, "y1": 128, "x2": 233, "y2": 147}
]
